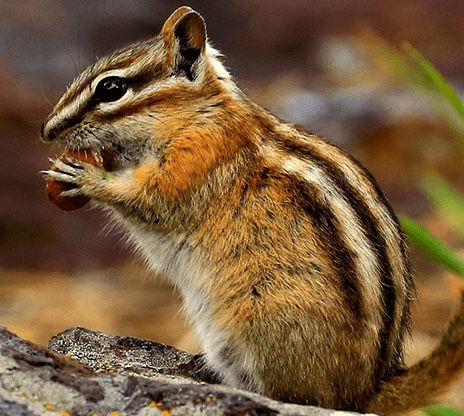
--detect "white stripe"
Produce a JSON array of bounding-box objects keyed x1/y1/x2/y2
[
  {"x1": 295, "y1": 136, "x2": 407, "y2": 332},
  {"x1": 43, "y1": 40, "x2": 235, "y2": 139},
  {"x1": 261, "y1": 144, "x2": 384, "y2": 333},
  {"x1": 43, "y1": 85, "x2": 92, "y2": 138},
  {"x1": 42, "y1": 57, "x2": 154, "y2": 138}
]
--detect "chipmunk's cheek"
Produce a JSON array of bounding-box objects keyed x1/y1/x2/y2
[{"x1": 99, "y1": 147, "x2": 118, "y2": 171}]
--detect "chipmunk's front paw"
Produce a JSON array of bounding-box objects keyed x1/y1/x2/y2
[{"x1": 42, "y1": 157, "x2": 106, "y2": 198}]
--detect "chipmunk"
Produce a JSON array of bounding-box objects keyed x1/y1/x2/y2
[{"x1": 41, "y1": 6, "x2": 464, "y2": 414}]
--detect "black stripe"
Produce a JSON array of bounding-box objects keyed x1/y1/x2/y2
[
  {"x1": 275, "y1": 137, "x2": 398, "y2": 382},
  {"x1": 58, "y1": 48, "x2": 150, "y2": 109},
  {"x1": 47, "y1": 65, "x2": 165, "y2": 141},
  {"x1": 93, "y1": 89, "x2": 176, "y2": 123},
  {"x1": 360, "y1": 158, "x2": 414, "y2": 367},
  {"x1": 289, "y1": 177, "x2": 363, "y2": 319}
]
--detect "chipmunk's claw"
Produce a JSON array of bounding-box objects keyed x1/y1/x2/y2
[
  {"x1": 41, "y1": 168, "x2": 79, "y2": 183},
  {"x1": 58, "y1": 188, "x2": 82, "y2": 198},
  {"x1": 43, "y1": 155, "x2": 106, "y2": 200},
  {"x1": 62, "y1": 157, "x2": 85, "y2": 169}
]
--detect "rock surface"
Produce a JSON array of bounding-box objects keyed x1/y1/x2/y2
[
  {"x1": 48, "y1": 327, "x2": 221, "y2": 385},
  {"x1": 0, "y1": 326, "x2": 367, "y2": 415}
]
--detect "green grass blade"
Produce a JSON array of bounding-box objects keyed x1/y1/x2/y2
[
  {"x1": 400, "y1": 216, "x2": 464, "y2": 277},
  {"x1": 403, "y1": 43, "x2": 464, "y2": 120},
  {"x1": 421, "y1": 172, "x2": 464, "y2": 238},
  {"x1": 365, "y1": 36, "x2": 464, "y2": 144},
  {"x1": 422, "y1": 404, "x2": 464, "y2": 416}
]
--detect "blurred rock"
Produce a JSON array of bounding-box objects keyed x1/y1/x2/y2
[
  {"x1": 0, "y1": 266, "x2": 197, "y2": 350},
  {"x1": 2, "y1": 1, "x2": 464, "y2": 269}
]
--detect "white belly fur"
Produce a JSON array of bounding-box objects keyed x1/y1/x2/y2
[{"x1": 113, "y1": 215, "x2": 243, "y2": 385}]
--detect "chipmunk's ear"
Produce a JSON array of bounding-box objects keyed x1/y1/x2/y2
[{"x1": 162, "y1": 7, "x2": 207, "y2": 81}]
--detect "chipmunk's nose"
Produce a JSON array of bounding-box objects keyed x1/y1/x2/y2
[{"x1": 40, "y1": 119, "x2": 58, "y2": 142}]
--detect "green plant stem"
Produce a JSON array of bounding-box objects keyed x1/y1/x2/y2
[{"x1": 400, "y1": 216, "x2": 464, "y2": 277}]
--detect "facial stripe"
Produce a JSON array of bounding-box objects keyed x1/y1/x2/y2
[
  {"x1": 56, "y1": 44, "x2": 156, "y2": 110},
  {"x1": 43, "y1": 62, "x2": 168, "y2": 141},
  {"x1": 43, "y1": 44, "x2": 168, "y2": 140},
  {"x1": 92, "y1": 80, "x2": 201, "y2": 123},
  {"x1": 53, "y1": 41, "x2": 163, "y2": 115},
  {"x1": 43, "y1": 86, "x2": 92, "y2": 140},
  {"x1": 42, "y1": 38, "x2": 229, "y2": 142}
]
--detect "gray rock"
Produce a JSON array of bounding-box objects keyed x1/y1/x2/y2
[
  {"x1": 0, "y1": 326, "x2": 370, "y2": 415},
  {"x1": 48, "y1": 327, "x2": 219, "y2": 384}
]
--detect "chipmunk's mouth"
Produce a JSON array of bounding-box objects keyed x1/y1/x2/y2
[
  {"x1": 57, "y1": 123, "x2": 149, "y2": 171},
  {"x1": 62, "y1": 144, "x2": 119, "y2": 172}
]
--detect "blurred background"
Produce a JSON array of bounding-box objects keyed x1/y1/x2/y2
[{"x1": 1, "y1": 0, "x2": 464, "y2": 410}]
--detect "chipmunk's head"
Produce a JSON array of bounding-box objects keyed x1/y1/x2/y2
[{"x1": 41, "y1": 6, "x2": 235, "y2": 170}]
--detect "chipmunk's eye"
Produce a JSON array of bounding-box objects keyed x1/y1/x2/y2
[{"x1": 94, "y1": 76, "x2": 128, "y2": 103}]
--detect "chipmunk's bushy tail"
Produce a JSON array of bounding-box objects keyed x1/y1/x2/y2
[{"x1": 367, "y1": 293, "x2": 464, "y2": 415}]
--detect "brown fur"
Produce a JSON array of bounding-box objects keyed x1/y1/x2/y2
[
  {"x1": 41, "y1": 7, "x2": 464, "y2": 415},
  {"x1": 367, "y1": 295, "x2": 464, "y2": 414}
]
